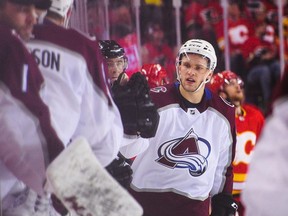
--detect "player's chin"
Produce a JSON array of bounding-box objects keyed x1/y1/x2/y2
[
  {"x1": 184, "y1": 81, "x2": 197, "y2": 89},
  {"x1": 183, "y1": 85, "x2": 198, "y2": 92}
]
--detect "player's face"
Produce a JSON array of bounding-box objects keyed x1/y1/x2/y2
[
  {"x1": 106, "y1": 57, "x2": 126, "y2": 84},
  {"x1": 223, "y1": 78, "x2": 244, "y2": 104},
  {"x1": 178, "y1": 53, "x2": 212, "y2": 93},
  {"x1": 0, "y1": 2, "x2": 37, "y2": 41}
]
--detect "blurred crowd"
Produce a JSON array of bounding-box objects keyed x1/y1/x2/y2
[{"x1": 87, "y1": 0, "x2": 288, "y2": 114}]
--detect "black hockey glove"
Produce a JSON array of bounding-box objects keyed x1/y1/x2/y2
[
  {"x1": 210, "y1": 193, "x2": 238, "y2": 216},
  {"x1": 112, "y1": 72, "x2": 159, "y2": 138},
  {"x1": 105, "y1": 154, "x2": 133, "y2": 189}
]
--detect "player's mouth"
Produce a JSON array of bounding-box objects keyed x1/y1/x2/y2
[{"x1": 186, "y1": 78, "x2": 196, "y2": 84}]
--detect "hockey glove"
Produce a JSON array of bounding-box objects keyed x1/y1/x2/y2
[
  {"x1": 112, "y1": 72, "x2": 159, "y2": 138},
  {"x1": 210, "y1": 193, "x2": 238, "y2": 216},
  {"x1": 105, "y1": 154, "x2": 133, "y2": 189}
]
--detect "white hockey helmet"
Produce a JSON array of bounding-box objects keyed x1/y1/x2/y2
[
  {"x1": 176, "y1": 39, "x2": 217, "y2": 71},
  {"x1": 49, "y1": 0, "x2": 74, "y2": 18}
]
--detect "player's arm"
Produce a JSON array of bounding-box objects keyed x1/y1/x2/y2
[
  {"x1": 210, "y1": 109, "x2": 237, "y2": 216},
  {"x1": 119, "y1": 136, "x2": 149, "y2": 159},
  {"x1": 70, "y1": 71, "x2": 124, "y2": 167}
]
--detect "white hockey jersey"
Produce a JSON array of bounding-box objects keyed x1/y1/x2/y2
[
  {"x1": 242, "y1": 97, "x2": 288, "y2": 216},
  {"x1": 128, "y1": 83, "x2": 236, "y2": 215},
  {"x1": 27, "y1": 19, "x2": 124, "y2": 167},
  {"x1": 0, "y1": 24, "x2": 64, "y2": 200}
]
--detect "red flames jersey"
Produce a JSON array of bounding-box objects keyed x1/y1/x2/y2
[
  {"x1": 215, "y1": 18, "x2": 254, "y2": 53},
  {"x1": 232, "y1": 104, "x2": 264, "y2": 195}
]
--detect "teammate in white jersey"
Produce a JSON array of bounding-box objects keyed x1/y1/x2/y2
[
  {"x1": 0, "y1": 0, "x2": 65, "y2": 215},
  {"x1": 242, "y1": 67, "x2": 288, "y2": 216},
  {"x1": 123, "y1": 39, "x2": 238, "y2": 216},
  {"x1": 27, "y1": 1, "x2": 129, "y2": 214},
  {"x1": 29, "y1": 0, "x2": 124, "y2": 167}
]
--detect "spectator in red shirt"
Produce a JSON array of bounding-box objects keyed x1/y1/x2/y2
[
  {"x1": 242, "y1": 21, "x2": 280, "y2": 113},
  {"x1": 141, "y1": 22, "x2": 176, "y2": 83}
]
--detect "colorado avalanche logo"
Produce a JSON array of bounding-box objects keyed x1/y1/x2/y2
[{"x1": 156, "y1": 128, "x2": 211, "y2": 176}]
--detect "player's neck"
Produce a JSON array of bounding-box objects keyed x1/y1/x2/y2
[
  {"x1": 235, "y1": 105, "x2": 243, "y2": 116},
  {"x1": 179, "y1": 85, "x2": 204, "y2": 104}
]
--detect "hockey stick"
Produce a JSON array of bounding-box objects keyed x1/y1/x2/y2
[{"x1": 46, "y1": 136, "x2": 143, "y2": 216}]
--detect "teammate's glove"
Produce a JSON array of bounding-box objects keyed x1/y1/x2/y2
[
  {"x1": 105, "y1": 154, "x2": 133, "y2": 189},
  {"x1": 210, "y1": 193, "x2": 238, "y2": 216},
  {"x1": 112, "y1": 72, "x2": 159, "y2": 138}
]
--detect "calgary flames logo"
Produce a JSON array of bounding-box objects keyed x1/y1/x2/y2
[{"x1": 156, "y1": 128, "x2": 211, "y2": 176}]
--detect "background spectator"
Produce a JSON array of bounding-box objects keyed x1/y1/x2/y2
[{"x1": 141, "y1": 22, "x2": 176, "y2": 82}]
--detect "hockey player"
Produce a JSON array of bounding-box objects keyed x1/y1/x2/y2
[
  {"x1": 99, "y1": 40, "x2": 161, "y2": 189},
  {"x1": 0, "y1": 0, "x2": 65, "y2": 215},
  {"x1": 29, "y1": 0, "x2": 125, "y2": 168},
  {"x1": 98, "y1": 39, "x2": 129, "y2": 86},
  {"x1": 98, "y1": 40, "x2": 135, "y2": 188},
  {"x1": 122, "y1": 39, "x2": 238, "y2": 216},
  {"x1": 209, "y1": 70, "x2": 265, "y2": 216},
  {"x1": 242, "y1": 67, "x2": 288, "y2": 216},
  {"x1": 98, "y1": 39, "x2": 159, "y2": 138}
]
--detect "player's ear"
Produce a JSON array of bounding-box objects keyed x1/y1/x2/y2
[{"x1": 205, "y1": 71, "x2": 213, "y2": 83}]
